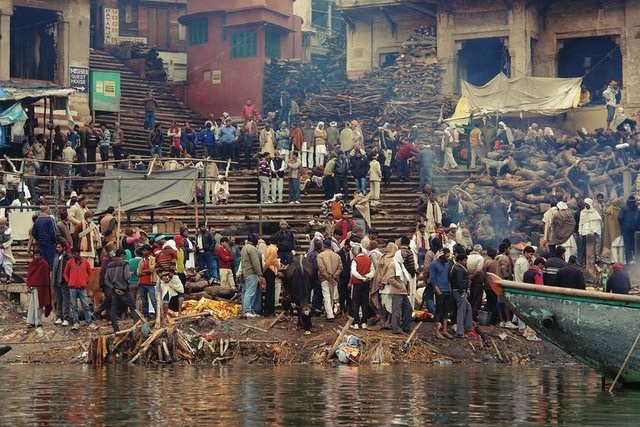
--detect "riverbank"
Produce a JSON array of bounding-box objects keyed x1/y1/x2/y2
[{"x1": 0, "y1": 295, "x2": 574, "y2": 366}]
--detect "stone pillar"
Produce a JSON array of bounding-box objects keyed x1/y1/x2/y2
[
  {"x1": 57, "y1": 12, "x2": 71, "y2": 87},
  {"x1": 508, "y1": 2, "x2": 529, "y2": 78},
  {"x1": 0, "y1": 8, "x2": 12, "y2": 80},
  {"x1": 624, "y1": 0, "x2": 640, "y2": 106},
  {"x1": 436, "y1": 9, "x2": 456, "y2": 94}
]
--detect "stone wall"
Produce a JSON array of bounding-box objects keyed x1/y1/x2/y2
[
  {"x1": 0, "y1": 0, "x2": 91, "y2": 121},
  {"x1": 344, "y1": 8, "x2": 435, "y2": 79},
  {"x1": 437, "y1": 0, "x2": 640, "y2": 107}
]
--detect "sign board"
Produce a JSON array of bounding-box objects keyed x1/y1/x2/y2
[
  {"x1": 211, "y1": 70, "x2": 222, "y2": 84},
  {"x1": 69, "y1": 66, "x2": 89, "y2": 93},
  {"x1": 90, "y1": 70, "x2": 121, "y2": 112},
  {"x1": 104, "y1": 7, "x2": 119, "y2": 45},
  {"x1": 103, "y1": 7, "x2": 147, "y2": 45}
]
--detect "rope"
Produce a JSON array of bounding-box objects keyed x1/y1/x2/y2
[{"x1": 0, "y1": 337, "x2": 86, "y2": 346}]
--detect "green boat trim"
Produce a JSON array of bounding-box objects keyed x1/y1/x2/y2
[
  {"x1": 486, "y1": 273, "x2": 640, "y2": 384},
  {"x1": 486, "y1": 274, "x2": 640, "y2": 305}
]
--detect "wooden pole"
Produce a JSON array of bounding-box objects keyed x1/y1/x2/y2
[
  {"x1": 609, "y1": 330, "x2": 640, "y2": 392},
  {"x1": 193, "y1": 178, "x2": 199, "y2": 229},
  {"x1": 326, "y1": 316, "x2": 354, "y2": 361},
  {"x1": 116, "y1": 177, "x2": 122, "y2": 248},
  {"x1": 402, "y1": 321, "x2": 423, "y2": 352},
  {"x1": 202, "y1": 158, "x2": 207, "y2": 226},
  {"x1": 146, "y1": 155, "x2": 158, "y2": 177}
]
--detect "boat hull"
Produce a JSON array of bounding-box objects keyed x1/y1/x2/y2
[{"x1": 487, "y1": 274, "x2": 640, "y2": 384}]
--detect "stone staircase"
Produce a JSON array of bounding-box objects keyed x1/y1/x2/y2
[
  {"x1": 89, "y1": 49, "x2": 206, "y2": 156},
  {"x1": 5, "y1": 166, "x2": 472, "y2": 285}
]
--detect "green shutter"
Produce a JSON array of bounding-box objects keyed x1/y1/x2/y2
[
  {"x1": 231, "y1": 32, "x2": 257, "y2": 59},
  {"x1": 265, "y1": 32, "x2": 281, "y2": 59},
  {"x1": 188, "y1": 17, "x2": 208, "y2": 46}
]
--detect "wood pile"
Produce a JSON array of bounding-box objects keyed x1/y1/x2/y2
[
  {"x1": 131, "y1": 45, "x2": 168, "y2": 82},
  {"x1": 263, "y1": 59, "x2": 326, "y2": 117},
  {"x1": 447, "y1": 133, "x2": 638, "y2": 246},
  {"x1": 300, "y1": 27, "x2": 455, "y2": 133},
  {"x1": 88, "y1": 311, "x2": 233, "y2": 365}
]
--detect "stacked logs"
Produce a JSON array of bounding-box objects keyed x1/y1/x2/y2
[
  {"x1": 88, "y1": 311, "x2": 231, "y2": 365},
  {"x1": 262, "y1": 59, "x2": 326, "y2": 117},
  {"x1": 445, "y1": 132, "x2": 638, "y2": 246},
  {"x1": 300, "y1": 27, "x2": 455, "y2": 133}
]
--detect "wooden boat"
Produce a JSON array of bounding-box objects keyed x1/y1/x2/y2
[{"x1": 486, "y1": 273, "x2": 640, "y2": 384}]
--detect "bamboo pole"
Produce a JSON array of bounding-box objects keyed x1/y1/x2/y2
[
  {"x1": 609, "y1": 331, "x2": 640, "y2": 392},
  {"x1": 3, "y1": 156, "x2": 238, "y2": 166},
  {"x1": 147, "y1": 155, "x2": 158, "y2": 177},
  {"x1": 116, "y1": 177, "x2": 122, "y2": 248},
  {"x1": 202, "y1": 158, "x2": 208, "y2": 226},
  {"x1": 193, "y1": 178, "x2": 199, "y2": 230}
]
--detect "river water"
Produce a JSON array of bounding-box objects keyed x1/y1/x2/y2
[{"x1": 0, "y1": 365, "x2": 638, "y2": 425}]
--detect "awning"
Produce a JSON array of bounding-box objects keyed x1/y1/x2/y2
[
  {"x1": 446, "y1": 73, "x2": 582, "y2": 125},
  {"x1": 0, "y1": 80, "x2": 76, "y2": 102},
  {"x1": 95, "y1": 168, "x2": 198, "y2": 213}
]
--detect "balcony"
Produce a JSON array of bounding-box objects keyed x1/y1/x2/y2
[{"x1": 337, "y1": 0, "x2": 435, "y2": 11}]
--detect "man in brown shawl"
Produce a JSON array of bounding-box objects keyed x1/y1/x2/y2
[
  {"x1": 549, "y1": 202, "x2": 577, "y2": 257},
  {"x1": 603, "y1": 198, "x2": 622, "y2": 256},
  {"x1": 371, "y1": 242, "x2": 412, "y2": 334}
]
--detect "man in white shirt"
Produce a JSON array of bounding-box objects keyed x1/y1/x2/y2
[{"x1": 603, "y1": 81, "x2": 618, "y2": 130}]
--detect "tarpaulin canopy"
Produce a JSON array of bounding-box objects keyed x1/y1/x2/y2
[
  {"x1": 446, "y1": 73, "x2": 582, "y2": 125},
  {"x1": 0, "y1": 102, "x2": 28, "y2": 126},
  {"x1": 0, "y1": 80, "x2": 75, "y2": 102},
  {"x1": 96, "y1": 169, "x2": 198, "y2": 213}
]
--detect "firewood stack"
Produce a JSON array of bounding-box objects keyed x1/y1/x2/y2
[
  {"x1": 446, "y1": 133, "x2": 638, "y2": 247},
  {"x1": 130, "y1": 45, "x2": 168, "y2": 82},
  {"x1": 263, "y1": 59, "x2": 326, "y2": 118},
  {"x1": 298, "y1": 26, "x2": 455, "y2": 133}
]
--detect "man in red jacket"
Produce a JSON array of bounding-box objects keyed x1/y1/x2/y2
[
  {"x1": 216, "y1": 237, "x2": 235, "y2": 289},
  {"x1": 395, "y1": 139, "x2": 420, "y2": 181},
  {"x1": 64, "y1": 247, "x2": 98, "y2": 331}
]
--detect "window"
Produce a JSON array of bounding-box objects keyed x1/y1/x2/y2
[
  {"x1": 178, "y1": 6, "x2": 186, "y2": 41},
  {"x1": 312, "y1": 0, "x2": 330, "y2": 31},
  {"x1": 231, "y1": 31, "x2": 257, "y2": 59},
  {"x1": 188, "y1": 17, "x2": 208, "y2": 46},
  {"x1": 119, "y1": 3, "x2": 139, "y2": 36},
  {"x1": 221, "y1": 14, "x2": 227, "y2": 41},
  {"x1": 265, "y1": 32, "x2": 281, "y2": 59}
]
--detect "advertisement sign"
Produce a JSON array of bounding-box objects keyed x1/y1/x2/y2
[{"x1": 90, "y1": 70, "x2": 121, "y2": 112}]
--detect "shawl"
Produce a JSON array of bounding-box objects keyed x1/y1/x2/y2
[
  {"x1": 542, "y1": 207, "x2": 557, "y2": 243},
  {"x1": 77, "y1": 221, "x2": 99, "y2": 255},
  {"x1": 550, "y1": 208, "x2": 576, "y2": 245},
  {"x1": 263, "y1": 244, "x2": 279, "y2": 274},
  {"x1": 370, "y1": 243, "x2": 399, "y2": 313},
  {"x1": 425, "y1": 201, "x2": 442, "y2": 232},
  {"x1": 349, "y1": 193, "x2": 372, "y2": 227},
  {"x1": 604, "y1": 198, "x2": 622, "y2": 249},
  {"x1": 26, "y1": 257, "x2": 52, "y2": 316}
]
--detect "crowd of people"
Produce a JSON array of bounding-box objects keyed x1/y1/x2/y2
[{"x1": 2, "y1": 91, "x2": 638, "y2": 339}]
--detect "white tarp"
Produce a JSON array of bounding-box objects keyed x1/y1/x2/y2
[{"x1": 447, "y1": 73, "x2": 583, "y2": 123}]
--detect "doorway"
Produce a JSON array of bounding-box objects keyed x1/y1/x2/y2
[
  {"x1": 147, "y1": 7, "x2": 170, "y2": 49},
  {"x1": 10, "y1": 7, "x2": 58, "y2": 81},
  {"x1": 557, "y1": 36, "x2": 622, "y2": 99},
  {"x1": 457, "y1": 38, "x2": 510, "y2": 89}
]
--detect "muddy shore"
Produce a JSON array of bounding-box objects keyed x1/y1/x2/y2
[{"x1": 0, "y1": 295, "x2": 574, "y2": 367}]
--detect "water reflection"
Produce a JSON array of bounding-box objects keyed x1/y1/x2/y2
[{"x1": 0, "y1": 364, "x2": 638, "y2": 425}]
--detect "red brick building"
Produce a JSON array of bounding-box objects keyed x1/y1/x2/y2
[{"x1": 179, "y1": 0, "x2": 302, "y2": 118}]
